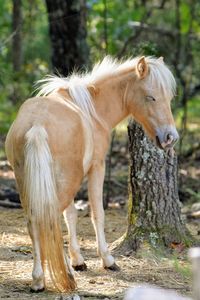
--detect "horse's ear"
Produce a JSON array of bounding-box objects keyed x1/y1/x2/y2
[
  {"x1": 88, "y1": 85, "x2": 99, "y2": 97},
  {"x1": 136, "y1": 56, "x2": 148, "y2": 79},
  {"x1": 158, "y1": 56, "x2": 164, "y2": 63},
  {"x1": 58, "y1": 88, "x2": 69, "y2": 97}
]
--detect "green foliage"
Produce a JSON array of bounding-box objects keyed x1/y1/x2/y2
[
  {"x1": 176, "y1": 97, "x2": 200, "y2": 127},
  {"x1": 0, "y1": 0, "x2": 200, "y2": 142},
  {"x1": 22, "y1": 1, "x2": 50, "y2": 63},
  {"x1": 0, "y1": 1, "x2": 50, "y2": 133}
]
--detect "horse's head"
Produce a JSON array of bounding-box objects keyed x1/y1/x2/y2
[{"x1": 127, "y1": 56, "x2": 179, "y2": 150}]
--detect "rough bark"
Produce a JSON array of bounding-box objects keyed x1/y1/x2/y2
[
  {"x1": 45, "y1": 0, "x2": 89, "y2": 76},
  {"x1": 12, "y1": 0, "x2": 23, "y2": 72},
  {"x1": 122, "y1": 120, "x2": 192, "y2": 251}
]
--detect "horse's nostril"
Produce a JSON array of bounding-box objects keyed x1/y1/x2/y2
[{"x1": 166, "y1": 133, "x2": 174, "y2": 145}]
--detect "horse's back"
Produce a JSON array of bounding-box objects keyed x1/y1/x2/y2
[{"x1": 5, "y1": 95, "x2": 86, "y2": 209}]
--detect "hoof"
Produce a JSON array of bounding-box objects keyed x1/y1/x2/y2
[
  {"x1": 104, "y1": 262, "x2": 120, "y2": 271},
  {"x1": 73, "y1": 263, "x2": 87, "y2": 271},
  {"x1": 30, "y1": 287, "x2": 45, "y2": 293}
]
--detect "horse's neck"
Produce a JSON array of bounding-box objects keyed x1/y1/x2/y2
[{"x1": 93, "y1": 74, "x2": 135, "y2": 129}]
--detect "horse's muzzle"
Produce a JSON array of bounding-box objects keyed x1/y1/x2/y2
[{"x1": 156, "y1": 126, "x2": 179, "y2": 150}]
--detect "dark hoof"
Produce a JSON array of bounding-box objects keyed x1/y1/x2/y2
[
  {"x1": 73, "y1": 263, "x2": 87, "y2": 271},
  {"x1": 104, "y1": 262, "x2": 120, "y2": 271},
  {"x1": 30, "y1": 287, "x2": 45, "y2": 293}
]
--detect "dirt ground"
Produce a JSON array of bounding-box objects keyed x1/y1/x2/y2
[
  {"x1": 0, "y1": 205, "x2": 198, "y2": 300},
  {"x1": 0, "y1": 134, "x2": 200, "y2": 299}
]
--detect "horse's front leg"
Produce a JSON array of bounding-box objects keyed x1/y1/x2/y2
[
  {"x1": 63, "y1": 202, "x2": 87, "y2": 271},
  {"x1": 88, "y1": 161, "x2": 119, "y2": 271}
]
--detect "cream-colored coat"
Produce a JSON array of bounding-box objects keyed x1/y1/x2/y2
[{"x1": 5, "y1": 56, "x2": 179, "y2": 292}]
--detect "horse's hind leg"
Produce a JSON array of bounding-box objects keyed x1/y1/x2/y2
[
  {"x1": 63, "y1": 202, "x2": 87, "y2": 271},
  {"x1": 27, "y1": 219, "x2": 44, "y2": 292},
  {"x1": 14, "y1": 171, "x2": 44, "y2": 291}
]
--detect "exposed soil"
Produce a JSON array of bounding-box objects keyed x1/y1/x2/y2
[{"x1": 0, "y1": 204, "x2": 199, "y2": 299}]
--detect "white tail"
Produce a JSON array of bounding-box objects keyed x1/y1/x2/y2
[{"x1": 23, "y1": 125, "x2": 76, "y2": 292}]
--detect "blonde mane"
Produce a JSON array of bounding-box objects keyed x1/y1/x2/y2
[{"x1": 36, "y1": 56, "x2": 176, "y2": 123}]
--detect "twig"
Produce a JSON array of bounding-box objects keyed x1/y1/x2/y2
[{"x1": 0, "y1": 30, "x2": 17, "y2": 51}]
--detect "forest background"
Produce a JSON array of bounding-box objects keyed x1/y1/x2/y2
[
  {"x1": 1, "y1": 0, "x2": 200, "y2": 202},
  {"x1": 0, "y1": 1, "x2": 200, "y2": 298}
]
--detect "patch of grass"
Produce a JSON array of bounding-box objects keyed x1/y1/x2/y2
[
  {"x1": 173, "y1": 255, "x2": 192, "y2": 279},
  {"x1": 136, "y1": 243, "x2": 192, "y2": 281}
]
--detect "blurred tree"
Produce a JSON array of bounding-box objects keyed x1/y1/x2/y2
[
  {"x1": 11, "y1": 0, "x2": 23, "y2": 105},
  {"x1": 45, "y1": 0, "x2": 89, "y2": 75},
  {"x1": 12, "y1": 0, "x2": 23, "y2": 72}
]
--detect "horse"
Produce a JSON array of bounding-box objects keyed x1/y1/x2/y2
[{"x1": 5, "y1": 56, "x2": 179, "y2": 293}]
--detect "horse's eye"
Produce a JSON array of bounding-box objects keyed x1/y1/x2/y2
[{"x1": 146, "y1": 95, "x2": 156, "y2": 101}]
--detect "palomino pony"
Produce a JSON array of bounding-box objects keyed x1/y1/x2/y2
[{"x1": 5, "y1": 56, "x2": 179, "y2": 292}]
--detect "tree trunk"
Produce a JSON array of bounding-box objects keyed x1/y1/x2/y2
[
  {"x1": 12, "y1": 0, "x2": 23, "y2": 72},
  {"x1": 45, "y1": 0, "x2": 89, "y2": 76},
  {"x1": 121, "y1": 120, "x2": 192, "y2": 251}
]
